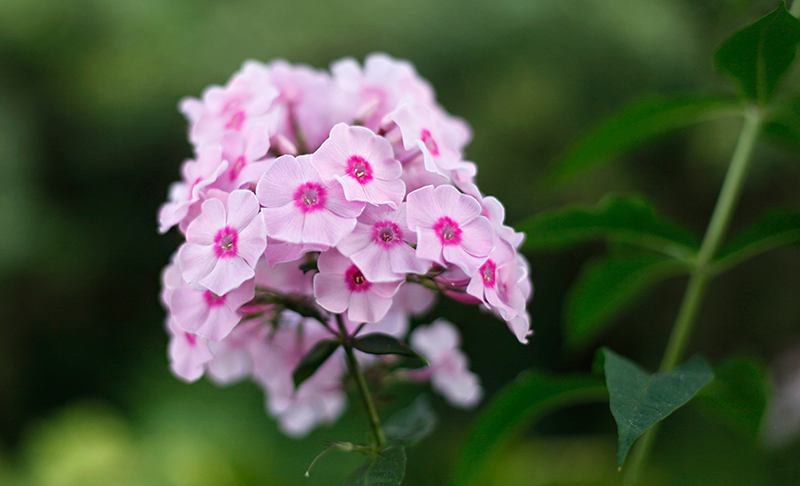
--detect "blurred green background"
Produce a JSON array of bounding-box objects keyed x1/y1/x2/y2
[{"x1": 2, "y1": 0, "x2": 800, "y2": 484}]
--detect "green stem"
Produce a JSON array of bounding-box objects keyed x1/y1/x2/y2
[
  {"x1": 336, "y1": 314, "x2": 387, "y2": 448},
  {"x1": 791, "y1": 0, "x2": 800, "y2": 18},
  {"x1": 622, "y1": 107, "x2": 762, "y2": 485}
]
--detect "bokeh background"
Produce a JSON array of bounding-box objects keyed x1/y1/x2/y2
[{"x1": 2, "y1": 0, "x2": 800, "y2": 484}]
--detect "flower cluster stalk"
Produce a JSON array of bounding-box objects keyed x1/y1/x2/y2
[
  {"x1": 622, "y1": 107, "x2": 763, "y2": 485},
  {"x1": 336, "y1": 314, "x2": 387, "y2": 448}
]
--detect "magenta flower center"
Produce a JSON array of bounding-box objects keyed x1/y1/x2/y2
[
  {"x1": 226, "y1": 110, "x2": 246, "y2": 131},
  {"x1": 202, "y1": 290, "x2": 228, "y2": 308},
  {"x1": 347, "y1": 155, "x2": 373, "y2": 184},
  {"x1": 420, "y1": 129, "x2": 439, "y2": 156},
  {"x1": 214, "y1": 226, "x2": 239, "y2": 258},
  {"x1": 345, "y1": 264, "x2": 372, "y2": 293},
  {"x1": 293, "y1": 182, "x2": 327, "y2": 213},
  {"x1": 184, "y1": 332, "x2": 197, "y2": 346},
  {"x1": 230, "y1": 155, "x2": 246, "y2": 181},
  {"x1": 433, "y1": 216, "x2": 462, "y2": 245},
  {"x1": 480, "y1": 260, "x2": 497, "y2": 288},
  {"x1": 372, "y1": 221, "x2": 403, "y2": 248}
]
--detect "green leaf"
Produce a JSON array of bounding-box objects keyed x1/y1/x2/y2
[
  {"x1": 603, "y1": 348, "x2": 714, "y2": 469},
  {"x1": 344, "y1": 446, "x2": 406, "y2": 486},
  {"x1": 450, "y1": 370, "x2": 608, "y2": 486},
  {"x1": 352, "y1": 333, "x2": 426, "y2": 362},
  {"x1": 712, "y1": 209, "x2": 800, "y2": 275},
  {"x1": 517, "y1": 194, "x2": 699, "y2": 261},
  {"x1": 292, "y1": 339, "x2": 340, "y2": 388},
  {"x1": 695, "y1": 355, "x2": 769, "y2": 443},
  {"x1": 565, "y1": 254, "x2": 689, "y2": 352},
  {"x1": 713, "y1": 2, "x2": 800, "y2": 103},
  {"x1": 764, "y1": 94, "x2": 800, "y2": 150},
  {"x1": 540, "y1": 94, "x2": 742, "y2": 187},
  {"x1": 383, "y1": 395, "x2": 437, "y2": 447}
]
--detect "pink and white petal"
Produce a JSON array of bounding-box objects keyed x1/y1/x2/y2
[
  {"x1": 178, "y1": 242, "x2": 218, "y2": 287},
  {"x1": 322, "y1": 184, "x2": 366, "y2": 218},
  {"x1": 336, "y1": 174, "x2": 369, "y2": 202},
  {"x1": 362, "y1": 178, "x2": 405, "y2": 208},
  {"x1": 226, "y1": 190, "x2": 260, "y2": 230},
  {"x1": 256, "y1": 155, "x2": 305, "y2": 207},
  {"x1": 459, "y1": 216, "x2": 495, "y2": 258},
  {"x1": 224, "y1": 278, "x2": 257, "y2": 310},
  {"x1": 435, "y1": 185, "x2": 481, "y2": 224},
  {"x1": 317, "y1": 247, "x2": 355, "y2": 274},
  {"x1": 262, "y1": 204, "x2": 304, "y2": 243},
  {"x1": 236, "y1": 212, "x2": 267, "y2": 267},
  {"x1": 507, "y1": 313, "x2": 533, "y2": 344},
  {"x1": 302, "y1": 210, "x2": 357, "y2": 247},
  {"x1": 352, "y1": 243, "x2": 396, "y2": 282},
  {"x1": 336, "y1": 223, "x2": 374, "y2": 256},
  {"x1": 197, "y1": 305, "x2": 242, "y2": 341},
  {"x1": 199, "y1": 256, "x2": 255, "y2": 296},
  {"x1": 265, "y1": 238, "x2": 324, "y2": 267},
  {"x1": 347, "y1": 291, "x2": 393, "y2": 323},
  {"x1": 443, "y1": 245, "x2": 486, "y2": 275},
  {"x1": 415, "y1": 229, "x2": 445, "y2": 266},
  {"x1": 406, "y1": 185, "x2": 442, "y2": 230},
  {"x1": 313, "y1": 272, "x2": 351, "y2": 313},
  {"x1": 170, "y1": 287, "x2": 211, "y2": 334},
  {"x1": 187, "y1": 198, "x2": 228, "y2": 244},
  {"x1": 370, "y1": 279, "x2": 404, "y2": 299}
]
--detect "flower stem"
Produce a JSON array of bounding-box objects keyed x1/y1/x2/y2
[
  {"x1": 622, "y1": 106, "x2": 762, "y2": 485},
  {"x1": 336, "y1": 314, "x2": 387, "y2": 448}
]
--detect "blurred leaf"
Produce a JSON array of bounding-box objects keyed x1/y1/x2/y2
[
  {"x1": 518, "y1": 194, "x2": 699, "y2": 261},
  {"x1": 344, "y1": 446, "x2": 406, "y2": 486},
  {"x1": 712, "y1": 209, "x2": 800, "y2": 275},
  {"x1": 383, "y1": 395, "x2": 437, "y2": 447},
  {"x1": 352, "y1": 333, "x2": 425, "y2": 362},
  {"x1": 450, "y1": 370, "x2": 607, "y2": 486},
  {"x1": 603, "y1": 348, "x2": 714, "y2": 468},
  {"x1": 764, "y1": 94, "x2": 800, "y2": 150},
  {"x1": 713, "y1": 1, "x2": 800, "y2": 103},
  {"x1": 540, "y1": 94, "x2": 742, "y2": 186},
  {"x1": 565, "y1": 253, "x2": 689, "y2": 352},
  {"x1": 292, "y1": 339, "x2": 340, "y2": 388},
  {"x1": 695, "y1": 355, "x2": 769, "y2": 443}
]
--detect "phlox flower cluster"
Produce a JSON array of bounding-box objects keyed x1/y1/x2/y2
[{"x1": 158, "y1": 53, "x2": 533, "y2": 438}]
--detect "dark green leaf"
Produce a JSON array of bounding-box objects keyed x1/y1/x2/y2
[
  {"x1": 383, "y1": 395, "x2": 438, "y2": 446},
  {"x1": 540, "y1": 94, "x2": 742, "y2": 187},
  {"x1": 603, "y1": 348, "x2": 714, "y2": 469},
  {"x1": 517, "y1": 194, "x2": 699, "y2": 261},
  {"x1": 344, "y1": 446, "x2": 406, "y2": 486},
  {"x1": 292, "y1": 339, "x2": 340, "y2": 388},
  {"x1": 764, "y1": 94, "x2": 800, "y2": 150},
  {"x1": 450, "y1": 370, "x2": 607, "y2": 486},
  {"x1": 353, "y1": 333, "x2": 426, "y2": 362},
  {"x1": 695, "y1": 355, "x2": 769, "y2": 442},
  {"x1": 565, "y1": 254, "x2": 689, "y2": 352},
  {"x1": 713, "y1": 209, "x2": 800, "y2": 275},
  {"x1": 713, "y1": 2, "x2": 800, "y2": 103}
]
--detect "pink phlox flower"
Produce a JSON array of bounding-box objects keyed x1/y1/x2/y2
[
  {"x1": 354, "y1": 283, "x2": 437, "y2": 342},
  {"x1": 487, "y1": 254, "x2": 534, "y2": 344},
  {"x1": 263, "y1": 237, "x2": 328, "y2": 268},
  {"x1": 160, "y1": 252, "x2": 182, "y2": 310},
  {"x1": 167, "y1": 319, "x2": 213, "y2": 383},
  {"x1": 170, "y1": 276, "x2": 255, "y2": 342},
  {"x1": 336, "y1": 203, "x2": 429, "y2": 282},
  {"x1": 312, "y1": 123, "x2": 405, "y2": 208},
  {"x1": 313, "y1": 249, "x2": 403, "y2": 323},
  {"x1": 408, "y1": 319, "x2": 483, "y2": 408},
  {"x1": 389, "y1": 103, "x2": 476, "y2": 180},
  {"x1": 207, "y1": 319, "x2": 267, "y2": 385},
  {"x1": 466, "y1": 238, "x2": 517, "y2": 319},
  {"x1": 406, "y1": 184, "x2": 495, "y2": 276},
  {"x1": 331, "y1": 53, "x2": 435, "y2": 131},
  {"x1": 158, "y1": 145, "x2": 228, "y2": 234},
  {"x1": 180, "y1": 61, "x2": 279, "y2": 147},
  {"x1": 218, "y1": 119, "x2": 274, "y2": 190},
  {"x1": 178, "y1": 189, "x2": 267, "y2": 296},
  {"x1": 257, "y1": 154, "x2": 364, "y2": 247},
  {"x1": 254, "y1": 256, "x2": 314, "y2": 297},
  {"x1": 252, "y1": 314, "x2": 347, "y2": 438}
]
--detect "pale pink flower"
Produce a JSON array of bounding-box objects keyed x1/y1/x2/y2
[
  {"x1": 207, "y1": 319, "x2": 267, "y2": 385},
  {"x1": 170, "y1": 277, "x2": 255, "y2": 341},
  {"x1": 256, "y1": 154, "x2": 364, "y2": 247},
  {"x1": 408, "y1": 319, "x2": 483, "y2": 408},
  {"x1": 254, "y1": 256, "x2": 315, "y2": 297},
  {"x1": 312, "y1": 123, "x2": 405, "y2": 208},
  {"x1": 217, "y1": 119, "x2": 274, "y2": 190},
  {"x1": 458, "y1": 181, "x2": 525, "y2": 248},
  {"x1": 167, "y1": 319, "x2": 213, "y2": 383},
  {"x1": 466, "y1": 239, "x2": 517, "y2": 319},
  {"x1": 178, "y1": 190, "x2": 267, "y2": 295},
  {"x1": 336, "y1": 203, "x2": 429, "y2": 282},
  {"x1": 313, "y1": 249, "x2": 403, "y2": 323},
  {"x1": 158, "y1": 145, "x2": 227, "y2": 234},
  {"x1": 406, "y1": 184, "x2": 495, "y2": 275}
]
